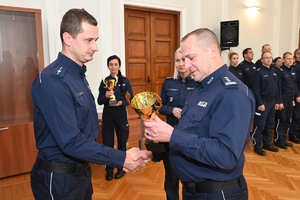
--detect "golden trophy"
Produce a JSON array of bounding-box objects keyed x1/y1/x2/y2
[
  {"x1": 127, "y1": 91, "x2": 167, "y2": 152},
  {"x1": 103, "y1": 76, "x2": 118, "y2": 105}
]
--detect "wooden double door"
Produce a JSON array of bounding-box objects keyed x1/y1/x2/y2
[{"x1": 124, "y1": 6, "x2": 180, "y2": 96}]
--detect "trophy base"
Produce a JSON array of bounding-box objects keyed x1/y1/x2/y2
[
  {"x1": 144, "y1": 139, "x2": 166, "y2": 152},
  {"x1": 109, "y1": 99, "x2": 117, "y2": 105}
]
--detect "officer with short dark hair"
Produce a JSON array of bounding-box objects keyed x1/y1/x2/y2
[
  {"x1": 252, "y1": 51, "x2": 282, "y2": 156},
  {"x1": 30, "y1": 8, "x2": 144, "y2": 199},
  {"x1": 238, "y1": 48, "x2": 256, "y2": 89}
]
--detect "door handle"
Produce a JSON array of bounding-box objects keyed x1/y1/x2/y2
[
  {"x1": 147, "y1": 76, "x2": 151, "y2": 82},
  {"x1": 146, "y1": 76, "x2": 151, "y2": 88},
  {"x1": 0, "y1": 127, "x2": 9, "y2": 131}
]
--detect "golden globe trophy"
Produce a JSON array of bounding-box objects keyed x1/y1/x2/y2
[
  {"x1": 103, "y1": 76, "x2": 118, "y2": 105},
  {"x1": 127, "y1": 91, "x2": 166, "y2": 152}
]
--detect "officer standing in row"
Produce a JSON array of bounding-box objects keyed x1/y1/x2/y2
[
  {"x1": 159, "y1": 47, "x2": 197, "y2": 200},
  {"x1": 136, "y1": 28, "x2": 255, "y2": 200},
  {"x1": 252, "y1": 51, "x2": 282, "y2": 156},
  {"x1": 275, "y1": 52, "x2": 300, "y2": 148},
  {"x1": 255, "y1": 44, "x2": 272, "y2": 69},
  {"x1": 238, "y1": 48, "x2": 256, "y2": 89},
  {"x1": 289, "y1": 48, "x2": 300, "y2": 141},
  {"x1": 98, "y1": 55, "x2": 134, "y2": 181}
]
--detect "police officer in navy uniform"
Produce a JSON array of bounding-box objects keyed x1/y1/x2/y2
[
  {"x1": 159, "y1": 47, "x2": 197, "y2": 200},
  {"x1": 275, "y1": 52, "x2": 300, "y2": 149},
  {"x1": 30, "y1": 9, "x2": 144, "y2": 199},
  {"x1": 98, "y1": 55, "x2": 133, "y2": 181},
  {"x1": 238, "y1": 48, "x2": 256, "y2": 89},
  {"x1": 228, "y1": 51, "x2": 243, "y2": 81},
  {"x1": 251, "y1": 51, "x2": 282, "y2": 156},
  {"x1": 136, "y1": 28, "x2": 255, "y2": 200},
  {"x1": 289, "y1": 48, "x2": 300, "y2": 141},
  {"x1": 255, "y1": 44, "x2": 272, "y2": 69}
]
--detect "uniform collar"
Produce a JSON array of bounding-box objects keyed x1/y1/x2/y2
[
  {"x1": 58, "y1": 52, "x2": 87, "y2": 76},
  {"x1": 200, "y1": 64, "x2": 227, "y2": 90},
  {"x1": 282, "y1": 64, "x2": 291, "y2": 70},
  {"x1": 243, "y1": 60, "x2": 253, "y2": 64},
  {"x1": 178, "y1": 75, "x2": 193, "y2": 82}
]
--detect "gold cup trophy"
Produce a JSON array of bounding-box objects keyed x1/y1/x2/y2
[
  {"x1": 126, "y1": 91, "x2": 167, "y2": 152},
  {"x1": 103, "y1": 76, "x2": 118, "y2": 105}
]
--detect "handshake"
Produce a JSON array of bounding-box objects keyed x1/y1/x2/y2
[{"x1": 122, "y1": 148, "x2": 153, "y2": 172}]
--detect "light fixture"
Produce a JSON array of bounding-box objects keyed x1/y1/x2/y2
[{"x1": 248, "y1": 6, "x2": 261, "y2": 11}]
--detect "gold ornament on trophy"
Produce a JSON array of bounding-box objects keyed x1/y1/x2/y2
[
  {"x1": 126, "y1": 91, "x2": 166, "y2": 152},
  {"x1": 103, "y1": 76, "x2": 118, "y2": 105}
]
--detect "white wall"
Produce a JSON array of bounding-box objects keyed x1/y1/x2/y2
[{"x1": 1, "y1": 0, "x2": 299, "y2": 112}]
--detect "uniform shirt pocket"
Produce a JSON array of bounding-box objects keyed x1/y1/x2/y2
[
  {"x1": 187, "y1": 109, "x2": 205, "y2": 122},
  {"x1": 75, "y1": 95, "x2": 89, "y2": 129}
]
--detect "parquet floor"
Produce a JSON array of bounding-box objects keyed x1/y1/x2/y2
[{"x1": 1, "y1": 112, "x2": 300, "y2": 199}]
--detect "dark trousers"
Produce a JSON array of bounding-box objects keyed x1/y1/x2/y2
[
  {"x1": 275, "y1": 92, "x2": 294, "y2": 143},
  {"x1": 289, "y1": 101, "x2": 300, "y2": 137},
  {"x1": 252, "y1": 99, "x2": 275, "y2": 148},
  {"x1": 102, "y1": 106, "x2": 129, "y2": 172},
  {"x1": 182, "y1": 175, "x2": 248, "y2": 200},
  {"x1": 163, "y1": 155, "x2": 180, "y2": 200},
  {"x1": 31, "y1": 157, "x2": 92, "y2": 200}
]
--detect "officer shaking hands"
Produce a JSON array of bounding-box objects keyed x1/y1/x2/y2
[
  {"x1": 135, "y1": 28, "x2": 255, "y2": 200},
  {"x1": 30, "y1": 8, "x2": 144, "y2": 199}
]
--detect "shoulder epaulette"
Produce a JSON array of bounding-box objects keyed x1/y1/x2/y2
[
  {"x1": 166, "y1": 76, "x2": 173, "y2": 80},
  {"x1": 51, "y1": 65, "x2": 66, "y2": 78},
  {"x1": 221, "y1": 76, "x2": 238, "y2": 88}
]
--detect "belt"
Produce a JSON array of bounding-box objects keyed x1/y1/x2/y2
[
  {"x1": 261, "y1": 96, "x2": 275, "y2": 101},
  {"x1": 182, "y1": 177, "x2": 240, "y2": 193},
  {"x1": 38, "y1": 158, "x2": 90, "y2": 174},
  {"x1": 282, "y1": 89, "x2": 294, "y2": 93}
]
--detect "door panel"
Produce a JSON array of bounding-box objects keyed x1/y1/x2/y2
[
  {"x1": 151, "y1": 13, "x2": 175, "y2": 94},
  {"x1": 125, "y1": 6, "x2": 180, "y2": 96},
  {"x1": 125, "y1": 9, "x2": 151, "y2": 95}
]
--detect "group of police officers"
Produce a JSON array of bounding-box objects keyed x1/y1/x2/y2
[{"x1": 231, "y1": 45, "x2": 300, "y2": 156}]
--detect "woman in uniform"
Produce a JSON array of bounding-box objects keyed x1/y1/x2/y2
[{"x1": 97, "y1": 55, "x2": 133, "y2": 181}]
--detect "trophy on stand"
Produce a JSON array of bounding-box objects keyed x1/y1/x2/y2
[
  {"x1": 126, "y1": 91, "x2": 167, "y2": 152},
  {"x1": 103, "y1": 76, "x2": 118, "y2": 105}
]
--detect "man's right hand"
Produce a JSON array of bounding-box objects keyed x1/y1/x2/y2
[{"x1": 123, "y1": 147, "x2": 145, "y2": 172}]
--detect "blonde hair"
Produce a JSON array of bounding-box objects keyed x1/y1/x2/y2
[
  {"x1": 173, "y1": 47, "x2": 181, "y2": 79},
  {"x1": 173, "y1": 47, "x2": 193, "y2": 80}
]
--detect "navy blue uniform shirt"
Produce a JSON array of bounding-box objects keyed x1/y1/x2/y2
[
  {"x1": 294, "y1": 60, "x2": 300, "y2": 89},
  {"x1": 31, "y1": 53, "x2": 125, "y2": 167},
  {"x1": 238, "y1": 60, "x2": 256, "y2": 88},
  {"x1": 97, "y1": 74, "x2": 133, "y2": 106},
  {"x1": 160, "y1": 75, "x2": 197, "y2": 126},
  {"x1": 228, "y1": 65, "x2": 243, "y2": 82},
  {"x1": 168, "y1": 65, "x2": 255, "y2": 182},
  {"x1": 252, "y1": 65, "x2": 282, "y2": 106},
  {"x1": 278, "y1": 64, "x2": 299, "y2": 97}
]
